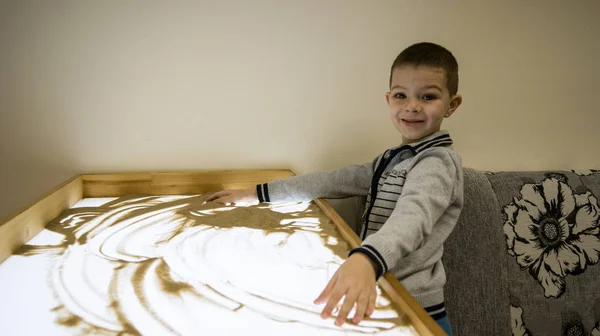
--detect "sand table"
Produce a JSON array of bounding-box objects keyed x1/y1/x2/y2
[{"x1": 0, "y1": 195, "x2": 417, "y2": 335}]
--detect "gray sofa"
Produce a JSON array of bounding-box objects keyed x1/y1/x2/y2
[{"x1": 443, "y1": 168, "x2": 600, "y2": 335}]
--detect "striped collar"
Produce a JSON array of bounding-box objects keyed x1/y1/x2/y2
[{"x1": 387, "y1": 130, "x2": 453, "y2": 157}]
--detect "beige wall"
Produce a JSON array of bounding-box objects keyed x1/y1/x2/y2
[{"x1": 1, "y1": 1, "x2": 599, "y2": 225}]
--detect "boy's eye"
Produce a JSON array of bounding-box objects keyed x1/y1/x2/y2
[
  {"x1": 394, "y1": 93, "x2": 406, "y2": 99},
  {"x1": 422, "y1": 94, "x2": 437, "y2": 101}
]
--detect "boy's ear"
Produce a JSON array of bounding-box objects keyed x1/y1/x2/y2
[
  {"x1": 385, "y1": 92, "x2": 391, "y2": 105},
  {"x1": 445, "y1": 94, "x2": 462, "y2": 118}
]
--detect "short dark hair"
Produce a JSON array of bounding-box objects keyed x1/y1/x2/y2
[{"x1": 390, "y1": 42, "x2": 459, "y2": 96}]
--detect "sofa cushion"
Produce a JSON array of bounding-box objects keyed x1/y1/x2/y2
[
  {"x1": 443, "y1": 168, "x2": 511, "y2": 336},
  {"x1": 485, "y1": 170, "x2": 600, "y2": 335}
]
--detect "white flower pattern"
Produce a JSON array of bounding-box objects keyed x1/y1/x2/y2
[
  {"x1": 503, "y1": 176, "x2": 600, "y2": 298},
  {"x1": 510, "y1": 305, "x2": 531, "y2": 336},
  {"x1": 591, "y1": 323, "x2": 600, "y2": 336},
  {"x1": 572, "y1": 170, "x2": 600, "y2": 176},
  {"x1": 510, "y1": 304, "x2": 600, "y2": 336}
]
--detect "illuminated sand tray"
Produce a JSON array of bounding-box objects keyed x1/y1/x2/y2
[{"x1": 0, "y1": 195, "x2": 418, "y2": 335}]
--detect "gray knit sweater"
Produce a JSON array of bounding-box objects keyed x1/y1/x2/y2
[{"x1": 255, "y1": 130, "x2": 464, "y2": 319}]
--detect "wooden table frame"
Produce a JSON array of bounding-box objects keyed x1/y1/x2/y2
[{"x1": 0, "y1": 169, "x2": 446, "y2": 336}]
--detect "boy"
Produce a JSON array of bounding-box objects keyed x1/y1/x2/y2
[{"x1": 206, "y1": 42, "x2": 463, "y2": 335}]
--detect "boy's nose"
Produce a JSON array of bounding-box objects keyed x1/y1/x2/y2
[{"x1": 404, "y1": 100, "x2": 422, "y2": 113}]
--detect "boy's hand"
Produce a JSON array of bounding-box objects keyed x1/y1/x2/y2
[
  {"x1": 314, "y1": 253, "x2": 377, "y2": 326},
  {"x1": 204, "y1": 188, "x2": 258, "y2": 206}
]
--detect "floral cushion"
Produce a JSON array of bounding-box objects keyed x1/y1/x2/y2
[{"x1": 485, "y1": 170, "x2": 600, "y2": 335}]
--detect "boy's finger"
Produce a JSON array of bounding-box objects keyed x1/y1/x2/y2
[
  {"x1": 205, "y1": 191, "x2": 227, "y2": 201},
  {"x1": 314, "y1": 273, "x2": 337, "y2": 304},
  {"x1": 214, "y1": 195, "x2": 236, "y2": 205},
  {"x1": 221, "y1": 198, "x2": 235, "y2": 206},
  {"x1": 352, "y1": 293, "x2": 369, "y2": 325},
  {"x1": 212, "y1": 197, "x2": 225, "y2": 204},
  {"x1": 321, "y1": 287, "x2": 345, "y2": 319},
  {"x1": 335, "y1": 290, "x2": 358, "y2": 326},
  {"x1": 366, "y1": 292, "x2": 376, "y2": 317}
]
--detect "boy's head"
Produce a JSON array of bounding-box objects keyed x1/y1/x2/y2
[
  {"x1": 386, "y1": 42, "x2": 462, "y2": 144},
  {"x1": 389, "y1": 42, "x2": 459, "y2": 96}
]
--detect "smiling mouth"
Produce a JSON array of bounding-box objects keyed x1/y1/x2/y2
[{"x1": 401, "y1": 119, "x2": 424, "y2": 124}]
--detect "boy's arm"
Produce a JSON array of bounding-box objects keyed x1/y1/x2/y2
[
  {"x1": 350, "y1": 149, "x2": 461, "y2": 279},
  {"x1": 256, "y1": 159, "x2": 378, "y2": 203}
]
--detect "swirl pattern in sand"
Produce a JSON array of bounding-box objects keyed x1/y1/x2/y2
[{"x1": 4, "y1": 195, "x2": 417, "y2": 335}]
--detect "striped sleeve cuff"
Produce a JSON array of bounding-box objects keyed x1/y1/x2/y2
[
  {"x1": 425, "y1": 302, "x2": 447, "y2": 320},
  {"x1": 348, "y1": 244, "x2": 388, "y2": 279},
  {"x1": 256, "y1": 183, "x2": 270, "y2": 203}
]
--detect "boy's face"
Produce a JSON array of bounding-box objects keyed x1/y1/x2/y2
[{"x1": 386, "y1": 65, "x2": 462, "y2": 144}]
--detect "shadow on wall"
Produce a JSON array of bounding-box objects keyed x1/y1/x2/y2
[{"x1": 0, "y1": 160, "x2": 76, "y2": 221}]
